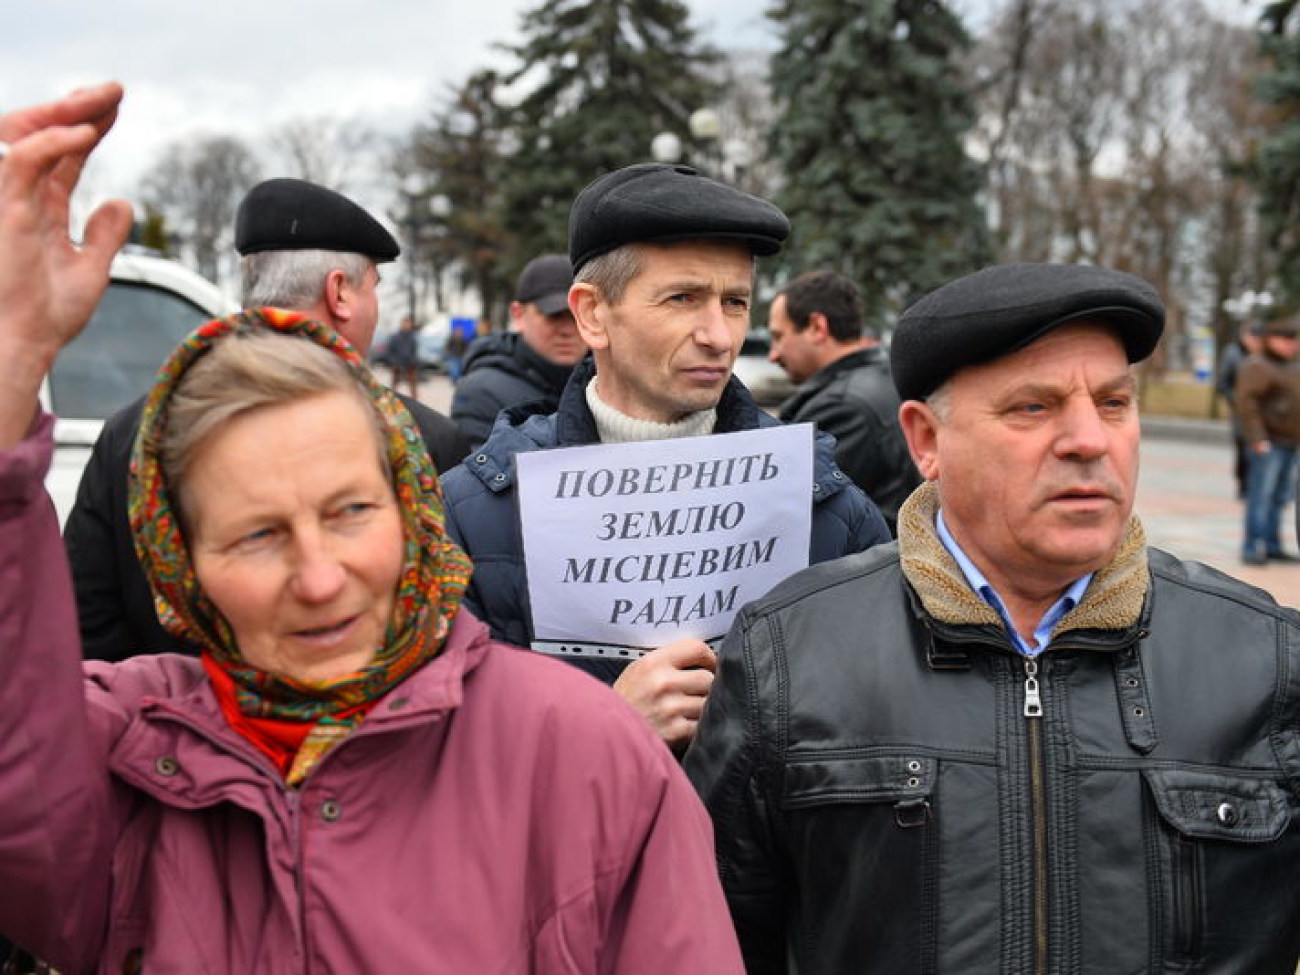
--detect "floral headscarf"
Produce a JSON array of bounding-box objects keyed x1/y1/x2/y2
[{"x1": 129, "y1": 307, "x2": 472, "y2": 783}]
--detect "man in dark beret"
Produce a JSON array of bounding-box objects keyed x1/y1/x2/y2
[
  {"x1": 64, "y1": 177, "x2": 469, "y2": 661},
  {"x1": 688, "y1": 262, "x2": 1300, "y2": 973},
  {"x1": 441, "y1": 163, "x2": 890, "y2": 751}
]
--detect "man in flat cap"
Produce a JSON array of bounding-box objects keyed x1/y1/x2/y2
[
  {"x1": 687, "y1": 263, "x2": 1300, "y2": 973},
  {"x1": 441, "y1": 163, "x2": 889, "y2": 750},
  {"x1": 768, "y1": 269, "x2": 920, "y2": 531},
  {"x1": 450, "y1": 253, "x2": 586, "y2": 449},
  {"x1": 64, "y1": 177, "x2": 470, "y2": 660}
]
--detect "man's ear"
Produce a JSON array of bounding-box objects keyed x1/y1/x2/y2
[
  {"x1": 323, "y1": 268, "x2": 351, "y2": 322},
  {"x1": 898, "y1": 400, "x2": 941, "y2": 481},
  {"x1": 570, "y1": 283, "x2": 610, "y2": 351},
  {"x1": 807, "y1": 311, "x2": 832, "y2": 343}
]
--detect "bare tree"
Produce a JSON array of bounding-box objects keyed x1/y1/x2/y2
[
  {"x1": 969, "y1": 0, "x2": 1265, "y2": 382},
  {"x1": 968, "y1": 0, "x2": 1122, "y2": 263},
  {"x1": 140, "y1": 135, "x2": 262, "y2": 282},
  {"x1": 270, "y1": 115, "x2": 375, "y2": 193}
]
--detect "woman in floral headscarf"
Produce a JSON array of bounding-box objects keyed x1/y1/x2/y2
[{"x1": 0, "y1": 133, "x2": 744, "y2": 975}]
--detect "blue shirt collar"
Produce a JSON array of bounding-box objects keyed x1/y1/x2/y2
[{"x1": 935, "y1": 510, "x2": 1092, "y2": 656}]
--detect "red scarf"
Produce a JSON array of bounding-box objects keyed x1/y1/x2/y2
[{"x1": 202, "y1": 655, "x2": 375, "y2": 777}]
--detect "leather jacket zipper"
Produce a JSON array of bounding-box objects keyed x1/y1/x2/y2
[{"x1": 1024, "y1": 657, "x2": 1048, "y2": 975}]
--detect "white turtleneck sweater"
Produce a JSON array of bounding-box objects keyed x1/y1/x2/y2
[{"x1": 585, "y1": 377, "x2": 717, "y2": 444}]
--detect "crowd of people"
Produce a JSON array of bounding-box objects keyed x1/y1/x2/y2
[{"x1": 4, "y1": 81, "x2": 1300, "y2": 974}]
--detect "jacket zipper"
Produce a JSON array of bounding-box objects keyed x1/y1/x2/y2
[
  {"x1": 1023, "y1": 657, "x2": 1048, "y2": 975},
  {"x1": 287, "y1": 787, "x2": 313, "y2": 972}
]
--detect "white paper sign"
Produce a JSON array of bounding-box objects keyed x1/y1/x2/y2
[{"x1": 517, "y1": 424, "x2": 814, "y2": 655}]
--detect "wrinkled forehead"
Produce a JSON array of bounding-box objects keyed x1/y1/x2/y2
[{"x1": 632, "y1": 239, "x2": 756, "y2": 283}]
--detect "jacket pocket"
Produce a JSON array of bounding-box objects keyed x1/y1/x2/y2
[
  {"x1": 784, "y1": 753, "x2": 936, "y2": 809},
  {"x1": 780, "y1": 753, "x2": 938, "y2": 975},
  {"x1": 1144, "y1": 768, "x2": 1293, "y2": 965}
]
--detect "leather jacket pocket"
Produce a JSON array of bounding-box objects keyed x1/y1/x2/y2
[
  {"x1": 1144, "y1": 768, "x2": 1293, "y2": 965},
  {"x1": 784, "y1": 753, "x2": 936, "y2": 809},
  {"x1": 780, "y1": 753, "x2": 938, "y2": 974}
]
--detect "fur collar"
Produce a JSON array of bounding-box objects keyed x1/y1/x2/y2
[{"x1": 897, "y1": 481, "x2": 1149, "y2": 638}]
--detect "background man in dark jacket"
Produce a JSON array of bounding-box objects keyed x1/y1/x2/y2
[
  {"x1": 768, "y1": 269, "x2": 920, "y2": 530},
  {"x1": 687, "y1": 263, "x2": 1300, "y2": 974},
  {"x1": 442, "y1": 164, "x2": 889, "y2": 751},
  {"x1": 450, "y1": 253, "x2": 585, "y2": 449},
  {"x1": 386, "y1": 313, "x2": 421, "y2": 399},
  {"x1": 64, "y1": 178, "x2": 470, "y2": 661},
  {"x1": 1215, "y1": 317, "x2": 1262, "y2": 498},
  {"x1": 1235, "y1": 313, "x2": 1300, "y2": 564}
]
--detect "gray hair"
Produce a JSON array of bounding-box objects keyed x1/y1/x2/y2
[
  {"x1": 574, "y1": 244, "x2": 645, "y2": 305},
  {"x1": 574, "y1": 242, "x2": 757, "y2": 305},
  {"x1": 924, "y1": 383, "x2": 954, "y2": 423},
  {"x1": 160, "y1": 328, "x2": 385, "y2": 525},
  {"x1": 239, "y1": 249, "x2": 372, "y2": 308}
]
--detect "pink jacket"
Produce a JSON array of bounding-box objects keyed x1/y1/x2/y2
[{"x1": 0, "y1": 414, "x2": 743, "y2": 974}]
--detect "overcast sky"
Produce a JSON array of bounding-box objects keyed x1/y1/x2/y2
[
  {"x1": 5, "y1": 0, "x2": 1265, "y2": 211},
  {"x1": 5, "y1": 0, "x2": 775, "y2": 203}
]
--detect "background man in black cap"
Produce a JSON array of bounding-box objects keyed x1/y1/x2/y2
[
  {"x1": 63, "y1": 177, "x2": 469, "y2": 661},
  {"x1": 768, "y1": 269, "x2": 920, "y2": 532},
  {"x1": 441, "y1": 163, "x2": 889, "y2": 751},
  {"x1": 687, "y1": 262, "x2": 1300, "y2": 974},
  {"x1": 450, "y1": 253, "x2": 585, "y2": 449}
]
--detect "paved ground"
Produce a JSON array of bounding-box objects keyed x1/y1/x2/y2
[
  {"x1": 415, "y1": 374, "x2": 1300, "y2": 610},
  {"x1": 1136, "y1": 433, "x2": 1300, "y2": 608}
]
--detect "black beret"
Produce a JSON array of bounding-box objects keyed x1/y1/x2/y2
[
  {"x1": 235, "y1": 178, "x2": 400, "y2": 262},
  {"x1": 568, "y1": 163, "x2": 789, "y2": 272},
  {"x1": 890, "y1": 263, "x2": 1165, "y2": 402}
]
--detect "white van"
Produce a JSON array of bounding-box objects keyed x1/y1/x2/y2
[{"x1": 40, "y1": 250, "x2": 237, "y2": 523}]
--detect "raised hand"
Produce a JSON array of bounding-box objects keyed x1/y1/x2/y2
[{"x1": 0, "y1": 82, "x2": 133, "y2": 446}]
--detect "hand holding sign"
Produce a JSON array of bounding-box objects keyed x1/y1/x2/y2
[{"x1": 613, "y1": 637, "x2": 716, "y2": 751}]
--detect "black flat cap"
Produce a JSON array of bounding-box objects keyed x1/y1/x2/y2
[
  {"x1": 1263, "y1": 316, "x2": 1299, "y2": 338},
  {"x1": 568, "y1": 163, "x2": 789, "y2": 272},
  {"x1": 516, "y1": 254, "x2": 574, "y2": 315},
  {"x1": 235, "y1": 178, "x2": 400, "y2": 262},
  {"x1": 890, "y1": 263, "x2": 1165, "y2": 402}
]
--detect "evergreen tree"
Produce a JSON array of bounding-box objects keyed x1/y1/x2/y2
[
  {"x1": 767, "y1": 0, "x2": 991, "y2": 320},
  {"x1": 496, "y1": 0, "x2": 720, "y2": 274},
  {"x1": 408, "y1": 71, "x2": 513, "y2": 320},
  {"x1": 1255, "y1": 0, "x2": 1300, "y2": 304}
]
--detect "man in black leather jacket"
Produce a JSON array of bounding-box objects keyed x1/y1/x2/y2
[
  {"x1": 64, "y1": 179, "x2": 469, "y2": 661},
  {"x1": 450, "y1": 254, "x2": 585, "y2": 449},
  {"x1": 687, "y1": 263, "x2": 1300, "y2": 974},
  {"x1": 769, "y1": 270, "x2": 920, "y2": 531}
]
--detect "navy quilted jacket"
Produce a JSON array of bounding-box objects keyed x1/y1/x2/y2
[{"x1": 440, "y1": 359, "x2": 891, "y2": 684}]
